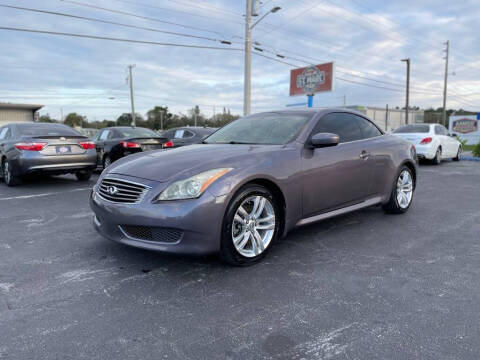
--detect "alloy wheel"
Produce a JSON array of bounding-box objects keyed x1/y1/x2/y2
[
  {"x1": 396, "y1": 170, "x2": 413, "y2": 209},
  {"x1": 231, "y1": 195, "x2": 276, "y2": 257}
]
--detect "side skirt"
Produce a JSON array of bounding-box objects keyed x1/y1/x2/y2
[{"x1": 295, "y1": 196, "x2": 383, "y2": 227}]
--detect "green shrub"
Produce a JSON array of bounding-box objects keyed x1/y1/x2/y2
[
  {"x1": 473, "y1": 142, "x2": 480, "y2": 158},
  {"x1": 456, "y1": 136, "x2": 468, "y2": 148}
]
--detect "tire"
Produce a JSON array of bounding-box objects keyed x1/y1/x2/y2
[
  {"x1": 103, "y1": 155, "x2": 112, "y2": 169},
  {"x1": 453, "y1": 146, "x2": 461, "y2": 161},
  {"x1": 382, "y1": 166, "x2": 414, "y2": 214},
  {"x1": 2, "y1": 159, "x2": 21, "y2": 186},
  {"x1": 75, "y1": 170, "x2": 93, "y2": 181},
  {"x1": 432, "y1": 147, "x2": 442, "y2": 165},
  {"x1": 219, "y1": 184, "x2": 280, "y2": 266}
]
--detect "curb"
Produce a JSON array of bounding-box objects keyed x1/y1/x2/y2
[{"x1": 460, "y1": 156, "x2": 480, "y2": 161}]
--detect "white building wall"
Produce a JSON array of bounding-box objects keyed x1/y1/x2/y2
[{"x1": 0, "y1": 109, "x2": 34, "y2": 125}]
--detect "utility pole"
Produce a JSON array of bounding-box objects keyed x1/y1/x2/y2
[
  {"x1": 128, "y1": 64, "x2": 136, "y2": 127},
  {"x1": 194, "y1": 113, "x2": 197, "y2": 127},
  {"x1": 60, "y1": 107, "x2": 64, "y2": 123},
  {"x1": 343, "y1": 94, "x2": 346, "y2": 108},
  {"x1": 243, "y1": 0, "x2": 253, "y2": 116},
  {"x1": 401, "y1": 58, "x2": 410, "y2": 124},
  {"x1": 442, "y1": 40, "x2": 449, "y2": 126}
]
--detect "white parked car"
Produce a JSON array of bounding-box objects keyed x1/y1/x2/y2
[{"x1": 392, "y1": 124, "x2": 461, "y2": 164}]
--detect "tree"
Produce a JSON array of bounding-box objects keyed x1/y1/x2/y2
[
  {"x1": 38, "y1": 114, "x2": 57, "y2": 123},
  {"x1": 116, "y1": 113, "x2": 144, "y2": 126},
  {"x1": 64, "y1": 112, "x2": 87, "y2": 127},
  {"x1": 146, "y1": 106, "x2": 173, "y2": 130}
]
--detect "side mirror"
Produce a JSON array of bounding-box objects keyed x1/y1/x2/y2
[
  {"x1": 310, "y1": 132, "x2": 339, "y2": 148},
  {"x1": 449, "y1": 133, "x2": 457, "y2": 137}
]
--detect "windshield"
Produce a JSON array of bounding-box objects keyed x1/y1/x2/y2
[
  {"x1": 204, "y1": 112, "x2": 312, "y2": 145},
  {"x1": 117, "y1": 127, "x2": 159, "y2": 138},
  {"x1": 18, "y1": 124, "x2": 82, "y2": 137},
  {"x1": 393, "y1": 124, "x2": 430, "y2": 133}
]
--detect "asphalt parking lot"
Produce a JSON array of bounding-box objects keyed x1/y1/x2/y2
[{"x1": 1, "y1": 161, "x2": 480, "y2": 360}]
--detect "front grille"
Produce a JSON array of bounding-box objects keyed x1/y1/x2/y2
[
  {"x1": 120, "y1": 225, "x2": 183, "y2": 243},
  {"x1": 97, "y1": 177, "x2": 149, "y2": 203}
]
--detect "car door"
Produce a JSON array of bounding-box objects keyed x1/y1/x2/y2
[
  {"x1": 171, "y1": 129, "x2": 186, "y2": 147},
  {"x1": 302, "y1": 112, "x2": 376, "y2": 217},
  {"x1": 352, "y1": 114, "x2": 387, "y2": 196},
  {"x1": 181, "y1": 129, "x2": 196, "y2": 145},
  {"x1": 435, "y1": 125, "x2": 454, "y2": 157},
  {"x1": 95, "y1": 129, "x2": 110, "y2": 165},
  {"x1": 0, "y1": 126, "x2": 14, "y2": 159},
  {"x1": 442, "y1": 126, "x2": 458, "y2": 157}
]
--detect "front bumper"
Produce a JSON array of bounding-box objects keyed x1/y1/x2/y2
[{"x1": 90, "y1": 178, "x2": 228, "y2": 255}]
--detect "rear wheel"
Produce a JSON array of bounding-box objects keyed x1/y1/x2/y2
[
  {"x1": 453, "y1": 146, "x2": 461, "y2": 161},
  {"x1": 2, "y1": 159, "x2": 21, "y2": 186},
  {"x1": 219, "y1": 184, "x2": 280, "y2": 266},
  {"x1": 75, "y1": 170, "x2": 93, "y2": 181},
  {"x1": 432, "y1": 147, "x2": 442, "y2": 165},
  {"x1": 382, "y1": 166, "x2": 414, "y2": 214}
]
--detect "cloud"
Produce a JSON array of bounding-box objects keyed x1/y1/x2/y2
[{"x1": 0, "y1": 0, "x2": 478, "y2": 121}]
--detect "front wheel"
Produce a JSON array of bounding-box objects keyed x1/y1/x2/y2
[
  {"x1": 382, "y1": 166, "x2": 414, "y2": 214},
  {"x1": 453, "y1": 146, "x2": 461, "y2": 161},
  {"x1": 219, "y1": 185, "x2": 280, "y2": 266},
  {"x1": 432, "y1": 147, "x2": 442, "y2": 165}
]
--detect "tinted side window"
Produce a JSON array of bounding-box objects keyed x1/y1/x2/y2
[
  {"x1": 0, "y1": 127, "x2": 7, "y2": 140},
  {"x1": 435, "y1": 126, "x2": 442, "y2": 135},
  {"x1": 354, "y1": 115, "x2": 382, "y2": 139},
  {"x1": 183, "y1": 130, "x2": 195, "y2": 138},
  {"x1": 312, "y1": 113, "x2": 363, "y2": 143}
]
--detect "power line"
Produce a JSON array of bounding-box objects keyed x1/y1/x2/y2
[
  {"x1": 0, "y1": 4, "x2": 235, "y2": 44},
  {"x1": 109, "y1": 0, "x2": 243, "y2": 23},
  {"x1": 256, "y1": 1, "x2": 327, "y2": 39},
  {"x1": 59, "y1": 0, "x2": 238, "y2": 39},
  {"x1": 0, "y1": 26, "x2": 243, "y2": 50}
]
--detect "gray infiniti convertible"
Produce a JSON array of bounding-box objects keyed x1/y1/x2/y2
[{"x1": 91, "y1": 109, "x2": 417, "y2": 265}]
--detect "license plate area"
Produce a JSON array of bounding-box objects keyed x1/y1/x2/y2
[{"x1": 56, "y1": 145, "x2": 72, "y2": 154}]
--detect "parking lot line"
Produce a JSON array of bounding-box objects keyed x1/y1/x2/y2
[{"x1": 0, "y1": 187, "x2": 92, "y2": 201}]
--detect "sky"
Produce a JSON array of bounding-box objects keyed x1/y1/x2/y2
[{"x1": 0, "y1": 0, "x2": 479, "y2": 121}]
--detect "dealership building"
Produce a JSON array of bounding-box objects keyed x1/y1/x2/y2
[{"x1": 0, "y1": 103, "x2": 44, "y2": 126}]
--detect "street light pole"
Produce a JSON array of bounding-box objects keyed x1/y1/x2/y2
[
  {"x1": 243, "y1": 1, "x2": 281, "y2": 116},
  {"x1": 128, "y1": 64, "x2": 136, "y2": 127},
  {"x1": 243, "y1": 0, "x2": 252, "y2": 116},
  {"x1": 442, "y1": 40, "x2": 449, "y2": 126},
  {"x1": 401, "y1": 58, "x2": 410, "y2": 125}
]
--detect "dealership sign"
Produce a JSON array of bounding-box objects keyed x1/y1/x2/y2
[
  {"x1": 452, "y1": 118, "x2": 478, "y2": 134},
  {"x1": 449, "y1": 115, "x2": 480, "y2": 145},
  {"x1": 290, "y1": 62, "x2": 334, "y2": 96}
]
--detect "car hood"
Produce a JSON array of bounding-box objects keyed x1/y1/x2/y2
[{"x1": 107, "y1": 143, "x2": 286, "y2": 182}]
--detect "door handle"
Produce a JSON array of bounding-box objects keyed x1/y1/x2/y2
[{"x1": 360, "y1": 151, "x2": 370, "y2": 159}]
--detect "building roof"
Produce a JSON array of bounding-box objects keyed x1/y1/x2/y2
[{"x1": 0, "y1": 103, "x2": 44, "y2": 111}]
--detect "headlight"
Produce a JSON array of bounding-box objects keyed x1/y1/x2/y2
[{"x1": 156, "y1": 168, "x2": 233, "y2": 201}]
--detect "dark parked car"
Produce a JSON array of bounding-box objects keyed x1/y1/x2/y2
[
  {"x1": 0, "y1": 123, "x2": 96, "y2": 186},
  {"x1": 91, "y1": 109, "x2": 417, "y2": 265},
  {"x1": 160, "y1": 127, "x2": 217, "y2": 148},
  {"x1": 92, "y1": 126, "x2": 167, "y2": 169}
]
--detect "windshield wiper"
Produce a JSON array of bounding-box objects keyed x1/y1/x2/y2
[{"x1": 228, "y1": 141, "x2": 255, "y2": 144}]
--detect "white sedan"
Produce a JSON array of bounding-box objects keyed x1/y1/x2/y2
[{"x1": 392, "y1": 124, "x2": 461, "y2": 164}]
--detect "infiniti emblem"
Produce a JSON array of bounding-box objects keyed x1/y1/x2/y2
[{"x1": 107, "y1": 186, "x2": 118, "y2": 195}]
